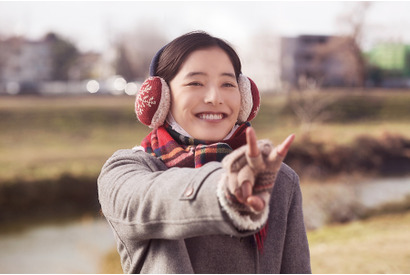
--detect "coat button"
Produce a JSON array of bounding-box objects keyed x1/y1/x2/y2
[{"x1": 184, "y1": 187, "x2": 194, "y2": 197}]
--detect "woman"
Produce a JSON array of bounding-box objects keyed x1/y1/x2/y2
[{"x1": 98, "y1": 31, "x2": 311, "y2": 274}]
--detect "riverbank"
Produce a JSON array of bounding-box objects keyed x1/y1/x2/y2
[
  {"x1": 2, "y1": 139, "x2": 409, "y2": 225},
  {"x1": 0, "y1": 174, "x2": 100, "y2": 224},
  {"x1": 302, "y1": 176, "x2": 410, "y2": 230},
  {"x1": 1, "y1": 93, "x2": 410, "y2": 223}
]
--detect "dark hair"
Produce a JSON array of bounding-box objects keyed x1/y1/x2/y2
[{"x1": 155, "y1": 31, "x2": 242, "y2": 83}]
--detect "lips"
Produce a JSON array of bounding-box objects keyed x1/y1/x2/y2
[{"x1": 197, "y1": 113, "x2": 225, "y2": 120}]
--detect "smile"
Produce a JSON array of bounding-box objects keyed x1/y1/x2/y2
[{"x1": 197, "y1": 113, "x2": 225, "y2": 120}]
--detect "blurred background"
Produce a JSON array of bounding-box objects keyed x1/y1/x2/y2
[{"x1": 0, "y1": 1, "x2": 410, "y2": 273}]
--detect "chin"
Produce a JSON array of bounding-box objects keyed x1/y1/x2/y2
[{"x1": 196, "y1": 133, "x2": 226, "y2": 142}]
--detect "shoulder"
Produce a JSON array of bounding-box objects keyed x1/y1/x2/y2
[
  {"x1": 109, "y1": 147, "x2": 153, "y2": 161},
  {"x1": 272, "y1": 162, "x2": 301, "y2": 201},
  {"x1": 103, "y1": 147, "x2": 168, "y2": 172},
  {"x1": 277, "y1": 162, "x2": 299, "y2": 184}
]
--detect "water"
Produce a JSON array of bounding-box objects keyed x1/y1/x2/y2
[
  {"x1": 302, "y1": 176, "x2": 410, "y2": 230},
  {"x1": 356, "y1": 177, "x2": 410, "y2": 208},
  {"x1": 0, "y1": 217, "x2": 115, "y2": 273}
]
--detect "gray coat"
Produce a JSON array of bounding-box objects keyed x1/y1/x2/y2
[{"x1": 98, "y1": 148, "x2": 311, "y2": 274}]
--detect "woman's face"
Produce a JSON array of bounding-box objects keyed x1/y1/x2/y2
[{"x1": 169, "y1": 47, "x2": 241, "y2": 142}]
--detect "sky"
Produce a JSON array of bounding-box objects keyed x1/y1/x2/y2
[{"x1": 1, "y1": 1, "x2": 410, "y2": 53}]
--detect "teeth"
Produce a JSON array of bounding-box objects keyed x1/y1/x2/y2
[{"x1": 199, "y1": 113, "x2": 223, "y2": 120}]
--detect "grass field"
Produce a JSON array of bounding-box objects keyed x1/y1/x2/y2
[
  {"x1": 308, "y1": 211, "x2": 410, "y2": 273},
  {"x1": 0, "y1": 95, "x2": 148, "y2": 182},
  {"x1": 1, "y1": 90, "x2": 410, "y2": 183}
]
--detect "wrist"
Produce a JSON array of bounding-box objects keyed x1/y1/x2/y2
[{"x1": 217, "y1": 173, "x2": 270, "y2": 231}]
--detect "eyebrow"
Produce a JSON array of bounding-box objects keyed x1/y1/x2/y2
[{"x1": 184, "y1": 72, "x2": 236, "y2": 79}]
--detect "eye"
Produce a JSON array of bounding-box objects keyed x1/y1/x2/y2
[
  {"x1": 222, "y1": 82, "x2": 237, "y2": 88},
  {"x1": 187, "y1": 82, "x2": 203, "y2": 87}
]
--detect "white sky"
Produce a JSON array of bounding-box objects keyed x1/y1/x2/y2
[{"x1": 1, "y1": 1, "x2": 410, "y2": 53}]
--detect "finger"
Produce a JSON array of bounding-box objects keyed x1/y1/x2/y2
[
  {"x1": 241, "y1": 181, "x2": 253, "y2": 201},
  {"x1": 234, "y1": 181, "x2": 252, "y2": 203},
  {"x1": 246, "y1": 196, "x2": 265, "y2": 213},
  {"x1": 277, "y1": 134, "x2": 295, "y2": 157},
  {"x1": 227, "y1": 174, "x2": 239, "y2": 194},
  {"x1": 234, "y1": 188, "x2": 244, "y2": 203},
  {"x1": 246, "y1": 127, "x2": 265, "y2": 171},
  {"x1": 246, "y1": 127, "x2": 259, "y2": 158},
  {"x1": 237, "y1": 165, "x2": 255, "y2": 188},
  {"x1": 268, "y1": 134, "x2": 295, "y2": 162}
]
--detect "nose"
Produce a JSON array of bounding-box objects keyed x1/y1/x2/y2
[{"x1": 204, "y1": 85, "x2": 223, "y2": 105}]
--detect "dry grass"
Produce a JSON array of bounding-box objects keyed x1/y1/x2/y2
[
  {"x1": 1, "y1": 91, "x2": 410, "y2": 183},
  {"x1": 308, "y1": 211, "x2": 410, "y2": 274},
  {"x1": 0, "y1": 95, "x2": 149, "y2": 182}
]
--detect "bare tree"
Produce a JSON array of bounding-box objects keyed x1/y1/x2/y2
[
  {"x1": 287, "y1": 77, "x2": 338, "y2": 137},
  {"x1": 0, "y1": 40, "x2": 5, "y2": 82},
  {"x1": 112, "y1": 24, "x2": 167, "y2": 81},
  {"x1": 335, "y1": 2, "x2": 373, "y2": 87},
  {"x1": 303, "y1": 2, "x2": 373, "y2": 88},
  {"x1": 312, "y1": 36, "x2": 362, "y2": 87}
]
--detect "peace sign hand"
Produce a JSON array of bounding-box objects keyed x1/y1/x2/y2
[{"x1": 221, "y1": 127, "x2": 295, "y2": 214}]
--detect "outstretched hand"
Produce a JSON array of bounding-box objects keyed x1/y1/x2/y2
[{"x1": 234, "y1": 127, "x2": 295, "y2": 212}]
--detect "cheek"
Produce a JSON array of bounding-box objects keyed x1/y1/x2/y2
[
  {"x1": 170, "y1": 91, "x2": 194, "y2": 117},
  {"x1": 232, "y1": 92, "x2": 242, "y2": 115}
]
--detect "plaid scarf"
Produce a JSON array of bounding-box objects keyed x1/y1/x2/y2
[
  {"x1": 141, "y1": 122, "x2": 250, "y2": 168},
  {"x1": 140, "y1": 121, "x2": 267, "y2": 252}
]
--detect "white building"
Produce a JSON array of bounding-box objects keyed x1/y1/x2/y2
[{"x1": 0, "y1": 37, "x2": 52, "y2": 83}]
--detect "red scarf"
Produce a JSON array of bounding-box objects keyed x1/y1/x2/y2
[
  {"x1": 141, "y1": 122, "x2": 249, "y2": 168},
  {"x1": 141, "y1": 122, "x2": 267, "y2": 251}
]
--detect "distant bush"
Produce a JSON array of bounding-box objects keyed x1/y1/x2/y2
[
  {"x1": 276, "y1": 90, "x2": 410, "y2": 123},
  {"x1": 0, "y1": 174, "x2": 100, "y2": 223},
  {"x1": 286, "y1": 133, "x2": 410, "y2": 178}
]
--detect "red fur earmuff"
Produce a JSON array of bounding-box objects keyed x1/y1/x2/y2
[{"x1": 135, "y1": 77, "x2": 170, "y2": 128}]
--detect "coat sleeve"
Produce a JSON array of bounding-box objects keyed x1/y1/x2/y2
[
  {"x1": 97, "y1": 149, "x2": 253, "y2": 242},
  {"x1": 280, "y1": 171, "x2": 312, "y2": 274}
]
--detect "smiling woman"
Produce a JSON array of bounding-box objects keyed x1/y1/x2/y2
[{"x1": 98, "y1": 31, "x2": 311, "y2": 274}]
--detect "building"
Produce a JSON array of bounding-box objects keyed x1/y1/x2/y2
[
  {"x1": 0, "y1": 35, "x2": 113, "y2": 95},
  {"x1": 280, "y1": 35, "x2": 359, "y2": 88},
  {"x1": 0, "y1": 36, "x2": 53, "y2": 93}
]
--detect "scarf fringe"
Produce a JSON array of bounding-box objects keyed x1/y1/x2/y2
[{"x1": 255, "y1": 224, "x2": 268, "y2": 253}]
